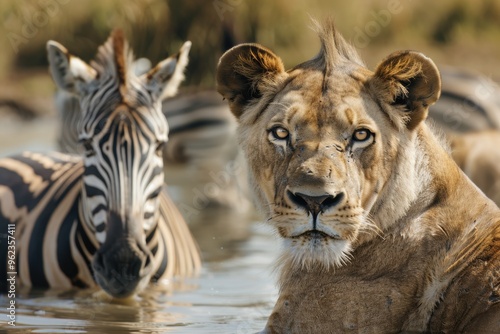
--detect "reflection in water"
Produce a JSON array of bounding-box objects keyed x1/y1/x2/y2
[{"x1": 1, "y1": 288, "x2": 183, "y2": 333}]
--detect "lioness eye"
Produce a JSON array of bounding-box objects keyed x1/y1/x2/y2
[
  {"x1": 353, "y1": 129, "x2": 371, "y2": 142},
  {"x1": 271, "y1": 127, "x2": 289, "y2": 140}
]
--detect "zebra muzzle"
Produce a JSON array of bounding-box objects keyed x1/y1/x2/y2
[
  {"x1": 92, "y1": 238, "x2": 153, "y2": 298},
  {"x1": 91, "y1": 211, "x2": 154, "y2": 298}
]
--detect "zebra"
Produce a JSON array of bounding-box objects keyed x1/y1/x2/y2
[
  {"x1": 0, "y1": 30, "x2": 201, "y2": 298},
  {"x1": 428, "y1": 67, "x2": 500, "y2": 133},
  {"x1": 55, "y1": 68, "x2": 237, "y2": 164},
  {"x1": 54, "y1": 69, "x2": 243, "y2": 209}
]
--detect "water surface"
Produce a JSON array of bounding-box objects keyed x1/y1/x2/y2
[{"x1": 0, "y1": 115, "x2": 279, "y2": 333}]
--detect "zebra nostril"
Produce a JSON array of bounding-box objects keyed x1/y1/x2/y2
[{"x1": 288, "y1": 191, "x2": 344, "y2": 214}]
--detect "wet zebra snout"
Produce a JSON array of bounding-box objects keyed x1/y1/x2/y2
[
  {"x1": 92, "y1": 238, "x2": 153, "y2": 298},
  {"x1": 92, "y1": 211, "x2": 153, "y2": 298}
]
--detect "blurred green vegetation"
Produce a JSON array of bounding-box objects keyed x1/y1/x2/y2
[{"x1": 0, "y1": 0, "x2": 499, "y2": 97}]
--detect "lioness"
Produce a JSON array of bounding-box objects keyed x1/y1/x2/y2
[{"x1": 216, "y1": 21, "x2": 500, "y2": 333}]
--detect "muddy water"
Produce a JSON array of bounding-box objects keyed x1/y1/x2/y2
[{"x1": 0, "y1": 115, "x2": 279, "y2": 333}]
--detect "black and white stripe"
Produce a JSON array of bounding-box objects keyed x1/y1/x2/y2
[
  {"x1": 55, "y1": 79, "x2": 237, "y2": 164},
  {"x1": 428, "y1": 68, "x2": 500, "y2": 133},
  {"x1": 0, "y1": 31, "x2": 200, "y2": 298}
]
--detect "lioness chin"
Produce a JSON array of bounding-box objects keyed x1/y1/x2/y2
[{"x1": 216, "y1": 19, "x2": 500, "y2": 333}]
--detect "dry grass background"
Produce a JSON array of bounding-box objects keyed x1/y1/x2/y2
[{"x1": 0, "y1": 0, "x2": 499, "y2": 115}]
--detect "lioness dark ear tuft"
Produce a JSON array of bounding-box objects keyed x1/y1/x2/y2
[
  {"x1": 374, "y1": 50, "x2": 441, "y2": 130},
  {"x1": 216, "y1": 43, "x2": 286, "y2": 118}
]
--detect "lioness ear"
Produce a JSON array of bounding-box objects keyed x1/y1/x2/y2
[
  {"x1": 374, "y1": 50, "x2": 441, "y2": 130},
  {"x1": 47, "y1": 41, "x2": 98, "y2": 95},
  {"x1": 216, "y1": 43, "x2": 286, "y2": 118}
]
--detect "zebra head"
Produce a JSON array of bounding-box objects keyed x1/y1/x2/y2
[{"x1": 46, "y1": 30, "x2": 190, "y2": 298}]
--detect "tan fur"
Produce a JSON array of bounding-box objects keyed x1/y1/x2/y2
[{"x1": 216, "y1": 20, "x2": 500, "y2": 333}]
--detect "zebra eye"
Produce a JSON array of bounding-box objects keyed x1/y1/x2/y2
[
  {"x1": 270, "y1": 126, "x2": 289, "y2": 141},
  {"x1": 155, "y1": 142, "x2": 165, "y2": 156},
  {"x1": 81, "y1": 139, "x2": 95, "y2": 157},
  {"x1": 352, "y1": 129, "x2": 372, "y2": 142},
  {"x1": 147, "y1": 187, "x2": 162, "y2": 200}
]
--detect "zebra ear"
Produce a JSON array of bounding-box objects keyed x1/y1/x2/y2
[
  {"x1": 47, "y1": 41, "x2": 97, "y2": 95},
  {"x1": 141, "y1": 41, "x2": 191, "y2": 100}
]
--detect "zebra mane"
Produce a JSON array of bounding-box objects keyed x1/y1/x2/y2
[{"x1": 90, "y1": 29, "x2": 135, "y2": 91}]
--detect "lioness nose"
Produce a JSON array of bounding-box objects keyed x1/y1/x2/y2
[{"x1": 289, "y1": 191, "x2": 344, "y2": 214}]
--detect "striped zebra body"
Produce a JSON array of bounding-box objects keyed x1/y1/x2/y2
[
  {"x1": 161, "y1": 90, "x2": 236, "y2": 163},
  {"x1": 0, "y1": 152, "x2": 199, "y2": 291},
  {"x1": 1, "y1": 31, "x2": 200, "y2": 298},
  {"x1": 0, "y1": 152, "x2": 86, "y2": 290},
  {"x1": 428, "y1": 67, "x2": 500, "y2": 132}
]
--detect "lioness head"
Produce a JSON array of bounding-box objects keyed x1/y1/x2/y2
[{"x1": 216, "y1": 21, "x2": 441, "y2": 270}]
